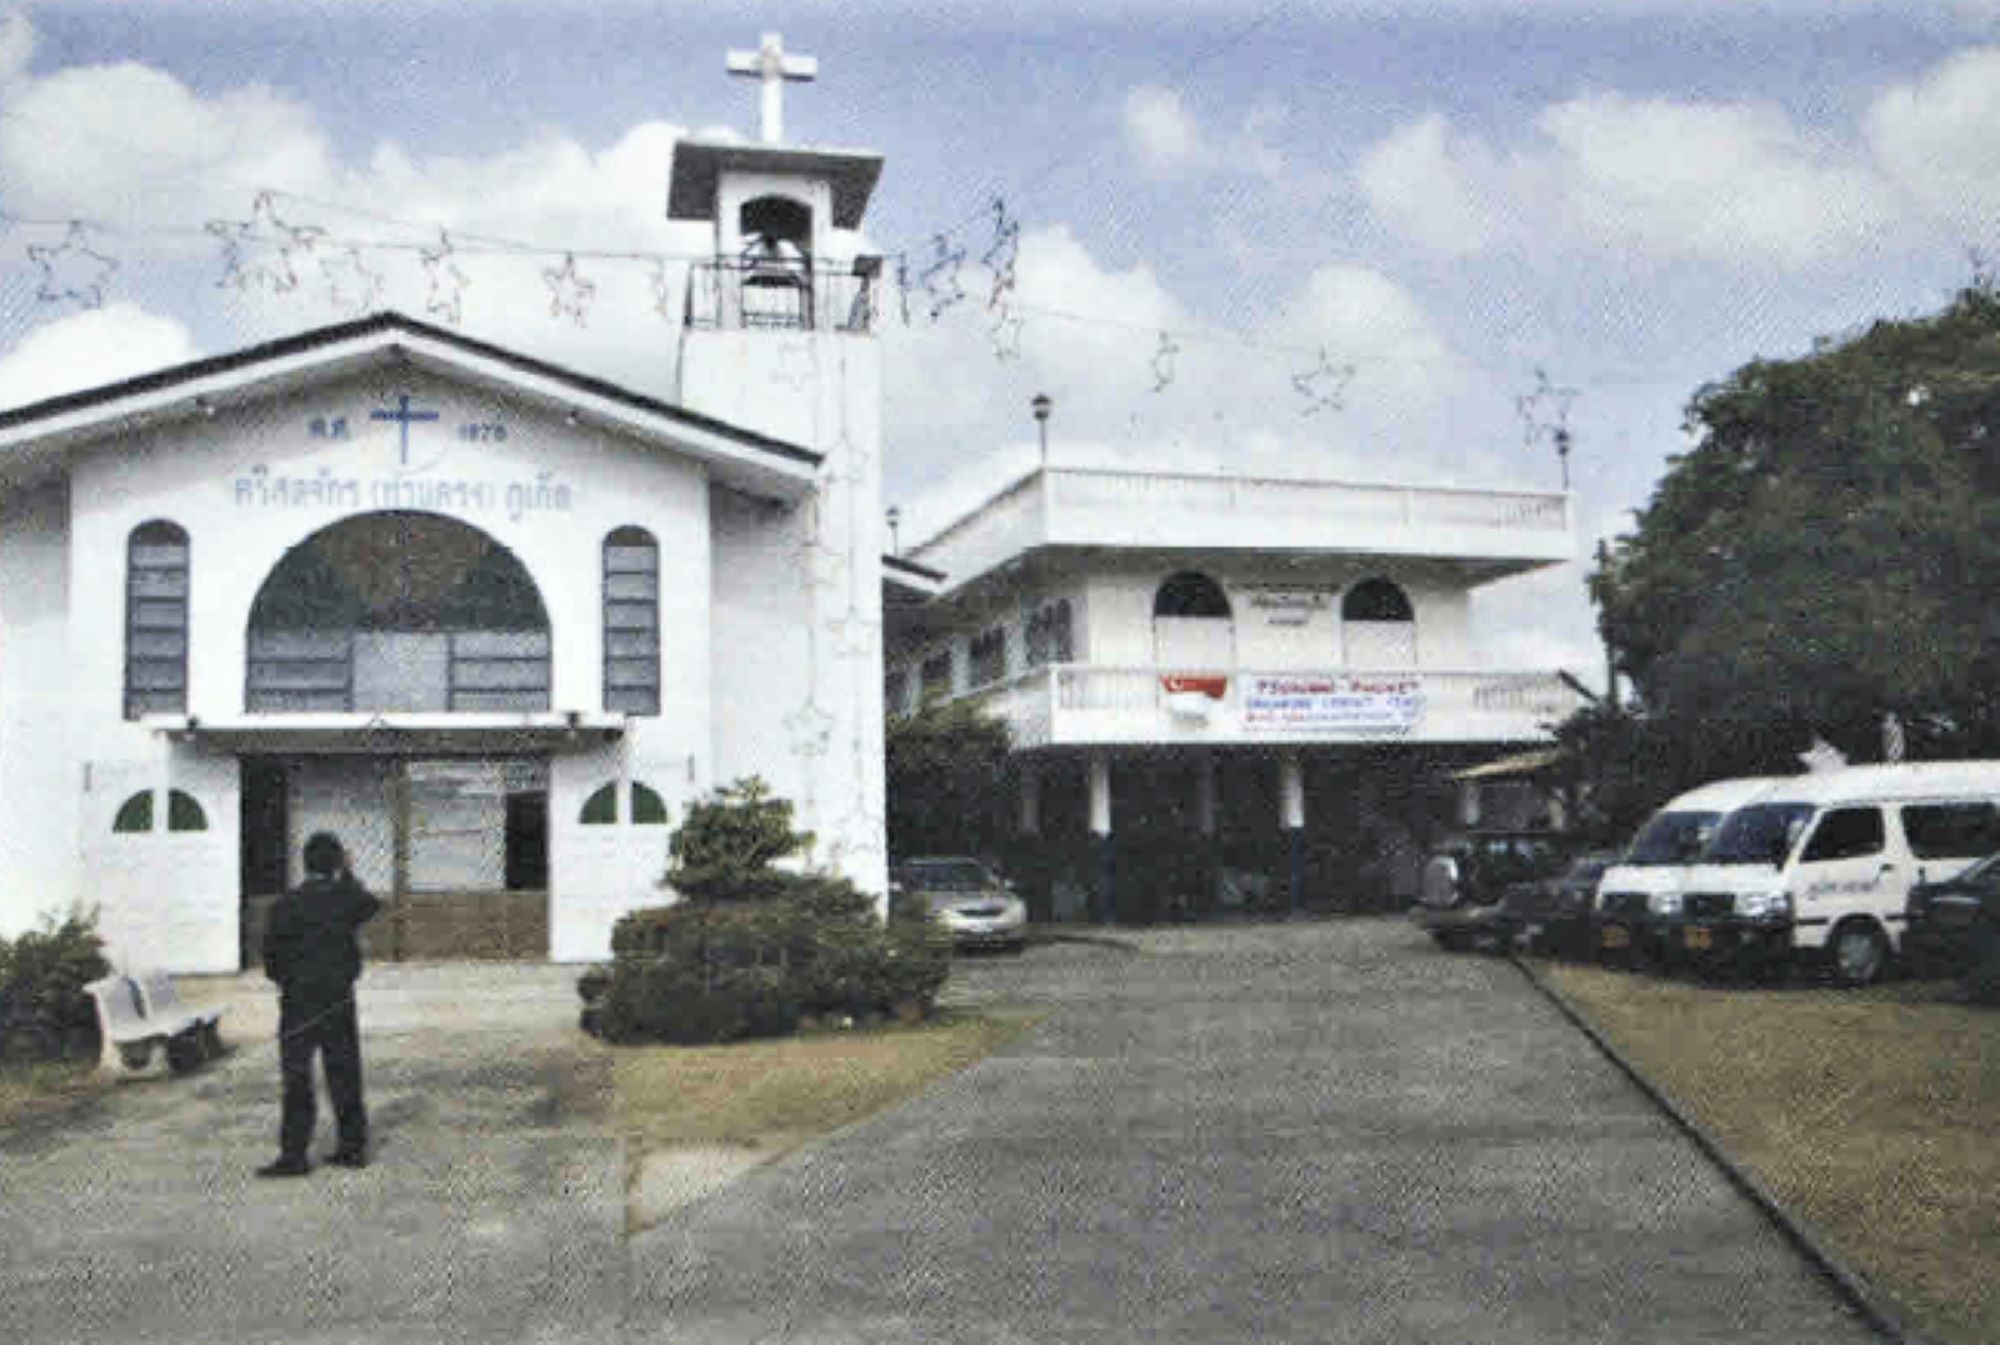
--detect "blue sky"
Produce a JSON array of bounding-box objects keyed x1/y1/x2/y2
[{"x1": 5, "y1": 0, "x2": 2000, "y2": 678}]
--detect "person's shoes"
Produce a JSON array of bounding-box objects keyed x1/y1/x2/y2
[
  {"x1": 255, "y1": 1157, "x2": 312, "y2": 1178},
  {"x1": 326, "y1": 1147, "x2": 369, "y2": 1169}
]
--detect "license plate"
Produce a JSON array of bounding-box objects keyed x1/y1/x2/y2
[
  {"x1": 1601, "y1": 926, "x2": 1629, "y2": 949},
  {"x1": 1684, "y1": 926, "x2": 1713, "y2": 951}
]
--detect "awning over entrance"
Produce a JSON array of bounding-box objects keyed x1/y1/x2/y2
[{"x1": 146, "y1": 711, "x2": 627, "y2": 756}]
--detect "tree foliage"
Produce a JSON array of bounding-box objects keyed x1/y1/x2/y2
[
  {"x1": 885, "y1": 698, "x2": 1012, "y2": 859},
  {"x1": 1594, "y1": 283, "x2": 2000, "y2": 776}
]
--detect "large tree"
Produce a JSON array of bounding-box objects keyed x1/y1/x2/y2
[{"x1": 1595, "y1": 283, "x2": 2000, "y2": 777}]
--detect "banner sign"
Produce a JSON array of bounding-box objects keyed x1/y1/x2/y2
[{"x1": 1242, "y1": 674, "x2": 1425, "y2": 733}]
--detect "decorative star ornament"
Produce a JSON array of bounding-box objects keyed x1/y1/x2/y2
[
  {"x1": 28, "y1": 221, "x2": 119, "y2": 308},
  {"x1": 1151, "y1": 330, "x2": 1181, "y2": 393},
  {"x1": 649, "y1": 258, "x2": 679, "y2": 322},
  {"x1": 989, "y1": 312, "x2": 1025, "y2": 362},
  {"x1": 542, "y1": 252, "x2": 596, "y2": 326},
  {"x1": 1292, "y1": 348, "x2": 1355, "y2": 417},
  {"x1": 783, "y1": 702, "x2": 836, "y2": 759},
  {"x1": 421, "y1": 230, "x2": 471, "y2": 325},
  {"x1": 918, "y1": 233, "x2": 966, "y2": 321},
  {"x1": 319, "y1": 246, "x2": 385, "y2": 315},
  {"x1": 773, "y1": 338, "x2": 816, "y2": 390},
  {"x1": 826, "y1": 608, "x2": 880, "y2": 659},
  {"x1": 894, "y1": 254, "x2": 914, "y2": 327},
  {"x1": 206, "y1": 191, "x2": 324, "y2": 293},
  {"x1": 982, "y1": 197, "x2": 1020, "y2": 311}
]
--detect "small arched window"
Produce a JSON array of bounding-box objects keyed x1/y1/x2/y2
[
  {"x1": 1342, "y1": 578, "x2": 1414, "y2": 623},
  {"x1": 1153, "y1": 572, "x2": 1231, "y2": 619},
  {"x1": 126, "y1": 521, "x2": 190, "y2": 719},
  {"x1": 113, "y1": 791, "x2": 154, "y2": 834},
  {"x1": 603, "y1": 527, "x2": 660, "y2": 716},
  {"x1": 580, "y1": 781, "x2": 669, "y2": 825},
  {"x1": 167, "y1": 790, "x2": 207, "y2": 832}
]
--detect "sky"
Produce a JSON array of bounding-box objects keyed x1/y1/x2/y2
[{"x1": 4, "y1": 0, "x2": 2000, "y2": 684}]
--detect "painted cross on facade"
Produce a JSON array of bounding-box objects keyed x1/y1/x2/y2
[
  {"x1": 727, "y1": 32, "x2": 817, "y2": 144},
  {"x1": 371, "y1": 394, "x2": 440, "y2": 467}
]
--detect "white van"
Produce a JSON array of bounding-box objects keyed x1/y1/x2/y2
[
  {"x1": 1594, "y1": 777, "x2": 1789, "y2": 963},
  {"x1": 1672, "y1": 763, "x2": 2000, "y2": 984}
]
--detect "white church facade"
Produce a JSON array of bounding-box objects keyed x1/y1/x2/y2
[
  {"x1": 884, "y1": 464, "x2": 1587, "y2": 921},
  {"x1": 0, "y1": 51, "x2": 891, "y2": 971}
]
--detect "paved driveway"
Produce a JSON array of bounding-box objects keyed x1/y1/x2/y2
[
  {"x1": 1, "y1": 923, "x2": 1881, "y2": 1343},
  {"x1": 629, "y1": 921, "x2": 1881, "y2": 1343}
]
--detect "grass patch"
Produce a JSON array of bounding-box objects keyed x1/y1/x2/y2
[
  {"x1": 608, "y1": 1006, "x2": 1042, "y2": 1158},
  {"x1": 1543, "y1": 961, "x2": 2000, "y2": 1345},
  {"x1": 0, "y1": 1058, "x2": 103, "y2": 1128}
]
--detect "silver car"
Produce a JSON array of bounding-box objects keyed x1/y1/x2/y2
[{"x1": 892, "y1": 857, "x2": 1028, "y2": 952}]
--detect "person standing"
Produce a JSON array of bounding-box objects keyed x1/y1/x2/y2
[{"x1": 257, "y1": 831, "x2": 382, "y2": 1177}]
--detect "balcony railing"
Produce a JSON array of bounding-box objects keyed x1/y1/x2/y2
[
  {"x1": 946, "y1": 663, "x2": 1583, "y2": 748},
  {"x1": 684, "y1": 257, "x2": 881, "y2": 334}
]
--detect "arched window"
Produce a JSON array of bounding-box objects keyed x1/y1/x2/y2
[
  {"x1": 603, "y1": 527, "x2": 660, "y2": 716},
  {"x1": 1153, "y1": 572, "x2": 1232, "y2": 619},
  {"x1": 1153, "y1": 572, "x2": 1233, "y2": 674},
  {"x1": 1026, "y1": 599, "x2": 1075, "y2": 668},
  {"x1": 126, "y1": 521, "x2": 189, "y2": 719},
  {"x1": 580, "y1": 781, "x2": 669, "y2": 825},
  {"x1": 1342, "y1": 578, "x2": 1417, "y2": 668},
  {"x1": 113, "y1": 791, "x2": 154, "y2": 834},
  {"x1": 167, "y1": 790, "x2": 207, "y2": 832}
]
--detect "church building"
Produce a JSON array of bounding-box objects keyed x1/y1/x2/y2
[{"x1": 0, "y1": 36, "x2": 890, "y2": 971}]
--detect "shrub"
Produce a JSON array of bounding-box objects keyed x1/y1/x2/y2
[
  {"x1": 0, "y1": 909, "x2": 111, "y2": 1062},
  {"x1": 586, "y1": 779, "x2": 949, "y2": 1045}
]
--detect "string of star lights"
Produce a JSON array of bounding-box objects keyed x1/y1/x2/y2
[{"x1": 1516, "y1": 368, "x2": 1580, "y2": 489}]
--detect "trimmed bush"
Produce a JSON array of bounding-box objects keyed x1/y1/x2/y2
[
  {"x1": 583, "y1": 778, "x2": 951, "y2": 1046},
  {"x1": 0, "y1": 909, "x2": 111, "y2": 1062}
]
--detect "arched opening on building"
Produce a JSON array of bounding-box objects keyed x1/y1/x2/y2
[
  {"x1": 1341, "y1": 577, "x2": 1416, "y2": 667},
  {"x1": 239, "y1": 513, "x2": 553, "y2": 965},
  {"x1": 246, "y1": 511, "x2": 550, "y2": 714},
  {"x1": 1152, "y1": 571, "x2": 1234, "y2": 688},
  {"x1": 739, "y1": 194, "x2": 814, "y2": 329}
]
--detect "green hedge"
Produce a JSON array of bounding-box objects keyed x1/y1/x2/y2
[{"x1": 0, "y1": 910, "x2": 110, "y2": 1062}]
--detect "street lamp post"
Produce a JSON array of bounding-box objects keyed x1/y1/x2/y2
[{"x1": 1032, "y1": 392, "x2": 1052, "y2": 469}]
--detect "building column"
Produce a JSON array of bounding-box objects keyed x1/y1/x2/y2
[
  {"x1": 1018, "y1": 763, "x2": 1041, "y2": 836},
  {"x1": 1279, "y1": 753, "x2": 1305, "y2": 916},
  {"x1": 1088, "y1": 752, "x2": 1114, "y2": 924},
  {"x1": 1195, "y1": 752, "x2": 1220, "y2": 917},
  {"x1": 1458, "y1": 779, "x2": 1482, "y2": 829}
]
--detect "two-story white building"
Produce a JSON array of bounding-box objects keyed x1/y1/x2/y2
[
  {"x1": 884, "y1": 464, "x2": 1585, "y2": 921},
  {"x1": 0, "y1": 45, "x2": 891, "y2": 971}
]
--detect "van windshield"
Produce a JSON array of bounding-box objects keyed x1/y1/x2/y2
[
  {"x1": 1704, "y1": 803, "x2": 1816, "y2": 866},
  {"x1": 1623, "y1": 811, "x2": 1721, "y2": 865}
]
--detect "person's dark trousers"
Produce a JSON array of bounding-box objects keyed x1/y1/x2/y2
[{"x1": 277, "y1": 993, "x2": 366, "y2": 1163}]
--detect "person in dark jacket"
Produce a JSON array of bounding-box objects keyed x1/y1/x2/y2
[{"x1": 257, "y1": 831, "x2": 382, "y2": 1177}]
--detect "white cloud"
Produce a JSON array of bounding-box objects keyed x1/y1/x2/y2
[
  {"x1": 0, "y1": 304, "x2": 198, "y2": 409},
  {"x1": 1865, "y1": 46, "x2": 2000, "y2": 236},
  {"x1": 1123, "y1": 84, "x2": 1204, "y2": 177},
  {"x1": 1358, "y1": 93, "x2": 1894, "y2": 269},
  {"x1": 0, "y1": 11, "x2": 32, "y2": 87}
]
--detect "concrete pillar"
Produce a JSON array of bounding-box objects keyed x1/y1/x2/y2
[
  {"x1": 1458, "y1": 779, "x2": 1481, "y2": 828},
  {"x1": 1088, "y1": 753, "x2": 1114, "y2": 924},
  {"x1": 1195, "y1": 754, "x2": 1218, "y2": 836},
  {"x1": 1279, "y1": 753, "x2": 1305, "y2": 915},
  {"x1": 1018, "y1": 763, "x2": 1041, "y2": 836},
  {"x1": 1195, "y1": 752, "x2": 1220, "y2": 918}
]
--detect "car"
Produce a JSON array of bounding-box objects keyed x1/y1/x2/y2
[
  {"x1": 1903, "y1": 852, "x2": 2000, "y2": 1001},
  {"x1": 1412, "y1": 830, "x2": 1581, "y2": 951},
  {"x1": 1494, "y1": 851, "x2": 1620, "y2": 958},
  {"x1": 890, "y1": 857, "x2": 1028, "y2": 952}
]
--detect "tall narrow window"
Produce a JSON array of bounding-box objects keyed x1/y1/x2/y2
[
  {"x1": 126, "y1": 521, "x2": 189, "y2": 719},
  {"x1": 603, "y1": 527, "x2": 660, "y2": 716},
  {"x1": 969, "y1": 627, "x2": 1007, "y2": 688}
]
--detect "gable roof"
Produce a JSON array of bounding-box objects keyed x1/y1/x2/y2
[{"x1": 0, "y1": 310, "x2": 821, "y2": 498}]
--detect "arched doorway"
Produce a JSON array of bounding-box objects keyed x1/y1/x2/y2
[
  {"x1": 239, "y1": 512, "x2": 553, "y2": 962},
  {"x1": 1341, "y1": 577, "x2": 1416, "y2": 668},
  {"x1": 1153, "y1": 571, "x2": 1235, "y2": 677}
]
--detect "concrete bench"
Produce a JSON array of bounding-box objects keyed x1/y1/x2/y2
[{"x1": 83, "y1": 973, "x2": 227, "y2": 1078}]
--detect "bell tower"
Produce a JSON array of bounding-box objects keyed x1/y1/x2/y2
[{"x1": 667, "y1": 34, "x2": 890, "y2": 900}]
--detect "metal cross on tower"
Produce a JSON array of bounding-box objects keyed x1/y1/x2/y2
[{"x1": 727, "y1": 32, "x2": 818, "y2": 144}]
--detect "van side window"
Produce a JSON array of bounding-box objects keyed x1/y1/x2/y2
[
  {"x1": 1800, "y1": 807, "x2": 1885, "y2": 863},
  {"x1": 1902, "y1": 803, "x2": 2000, "y2": 859}
]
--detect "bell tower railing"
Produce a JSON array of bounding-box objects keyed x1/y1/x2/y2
[{"x1": 685, "y1": 255, "x2": 882, "y2": 334}]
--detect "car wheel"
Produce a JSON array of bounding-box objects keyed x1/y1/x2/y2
[
  {"x1": 1830, "y1": 920, "x2": 1889, "y2": 988},
  {"x1": 1961, "y1": 917, "x2": 2000, "y2": 1005}
]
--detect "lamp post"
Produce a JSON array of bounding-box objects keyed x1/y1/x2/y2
[
  {"x1": 1032, "y1": 392, "x2": 1052, "y2": 469},
  {"x1": 886, "y1": 505, "x2": 901, "y2": 557}
]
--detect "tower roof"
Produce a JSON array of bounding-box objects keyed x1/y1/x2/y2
[{"x1": 667, "y1": 138, "x2": 884, "y2": 229}]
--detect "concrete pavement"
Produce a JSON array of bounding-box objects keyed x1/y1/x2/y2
[{"x1": 0, "y1": 923, "x2": 1884, "y2": 1342}]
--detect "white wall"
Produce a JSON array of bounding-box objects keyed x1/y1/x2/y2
[{"x1": 0, "y1": 480, "x2": 76, "y2": 938}]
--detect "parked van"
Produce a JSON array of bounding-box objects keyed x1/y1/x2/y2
[
  {"x1": 1594, "y1": 777, "x2": 1788, "y2": 965},
  {"x1": 1670, "y1": 763, "x2": 2000, "y2": 985}
]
